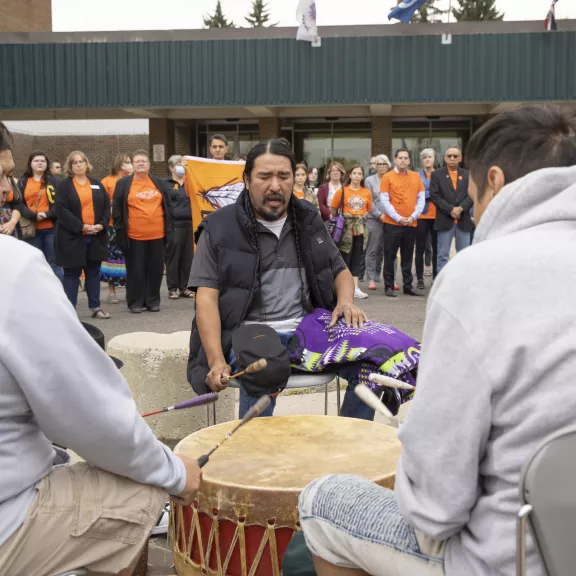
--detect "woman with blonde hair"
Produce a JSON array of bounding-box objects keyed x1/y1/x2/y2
[
  {"x1": 317, "y1": 161, "x2": 345, "y2": 222},
  {"x1": 100, "y1": 153, "x2": 133, "y2": 303},
  {"x1": 55, "y1": 151, "x2": 111, "y2": 319}
]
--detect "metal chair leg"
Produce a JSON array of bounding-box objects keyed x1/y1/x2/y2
[
  {"x1": 324, "y1": 381, "x2": 328, "y2": 415},
  {"x1": 517, "y1": 504, "x2": 532, "y2": 576},
  {"x1": 213, "y1": 402, "x2": 217, "y2": 425},
  {"x1": 336, "y1": 376, "x2": 341, "y2": 416},
  {"x1": 206, "y1": 403, "x2": 210, "y2": 427}
]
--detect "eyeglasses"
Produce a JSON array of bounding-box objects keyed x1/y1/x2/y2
[
  {"x1": 72, "y1": 160, "x2": 86, "y2": 166},
  {"x1": 376, "y1": 162, "x2": 388, "y2": 166},
  {"x1": 446, "y1": 154, "x2": 460, "y2": 159}
]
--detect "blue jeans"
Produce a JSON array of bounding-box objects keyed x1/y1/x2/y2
[
  {"x1": 231, "y1": 332, "x2": 375, "y2": 421},
  {"x1": 298, "y1": 475, "x2": 446, "y2": 576},
  {"x1": 26, "y1": 228, "x2": 64, "y2": 283},
  {"x1": 437, "y1": 223, "x2": 472, "y2": 275},
  {"x1": 62, "y1": 238, "x2": 102, "y2": 311}
]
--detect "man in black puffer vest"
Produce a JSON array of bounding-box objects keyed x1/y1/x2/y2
[{"x1": 187, "y1": 139, "x2": 373, "y2": 419}]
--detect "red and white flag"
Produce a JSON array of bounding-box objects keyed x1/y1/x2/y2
[{"x1": 545, "y1": 0, "x2": 558, "y2": 31}]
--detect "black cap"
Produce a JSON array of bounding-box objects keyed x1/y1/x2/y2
[{"x1": 231, "y1": 324, "x2": 291, "y2": 397}]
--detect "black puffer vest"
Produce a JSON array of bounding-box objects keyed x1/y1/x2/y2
[{"x1": 187, "y1": 190, "x2": 338, "y2": 394}]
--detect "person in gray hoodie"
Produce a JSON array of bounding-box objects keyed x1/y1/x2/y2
[
  {"x1": 0, "y1": 122, "x2": 203, "y2": 575},
  {"x1": 294, "y1": 105, "x2": 576, "y2": 576}
]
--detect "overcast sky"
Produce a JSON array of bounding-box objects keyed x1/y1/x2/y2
[{"x1": 52, "y1": 0, "x2": 576, "y2": 31}]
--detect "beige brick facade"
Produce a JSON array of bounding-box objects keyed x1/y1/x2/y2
[
  {"x1": 10, "y1": 132, "x2": 148, "y2": 180},
  {"x1": 0, "y1": 0, "x2": 52, "y2": 32}
]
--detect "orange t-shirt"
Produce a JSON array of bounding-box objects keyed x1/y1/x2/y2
[
  {"x1": 331, "y1": 186, "x2": 372, "y2": 217},
  {"x1": 380, "y1": 170, "x2": 425, "y2": 227},
  {"x1": 294, "y1": 189, "x2": 305, "y2": 200},
  {"x1": 127, "y1": 177, "x2": 165, "y2": 241},
  {"x1": 419, "y1": 171, "x2": 437, "y2": 220},
  {"x1": 449, "y1": 170, "x2": 459, "y2": 190},
  {"x1": 24, "y1": 178, "x2": 53, "y2": 230},
  {"x1": 73, "y1": 178, "x2": 95, "y2": 230},
  {"x1": 101, "y1": 175, "x2": 119, "y2": 226}
]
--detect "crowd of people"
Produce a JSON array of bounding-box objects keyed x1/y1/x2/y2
[
  {"x1": 2, "y1": 104, "x2": 576, "y2": 576},
  {"x1": 0, "y1": 142, "x2": 196, "y2": 319},
  {"x1": 301, "y1": 145, "x2": 474, "y2": 300}
]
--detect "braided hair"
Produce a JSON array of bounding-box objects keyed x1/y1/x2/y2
[{"x1": 243, "y1": 138, "x2": 311, "y2": 319}]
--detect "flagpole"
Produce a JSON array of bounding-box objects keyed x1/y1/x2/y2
[{"x1": 447, "y1": 0, "x2": 452, "y2": 24}]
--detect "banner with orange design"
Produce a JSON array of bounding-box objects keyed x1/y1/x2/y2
[{"x1": 184, "y1": 156, "x2": 245, "y2": 246}]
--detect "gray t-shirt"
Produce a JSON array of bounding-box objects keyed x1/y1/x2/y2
[{"x1": 189, "y1": 215, "x2": 346, "y2": 333}]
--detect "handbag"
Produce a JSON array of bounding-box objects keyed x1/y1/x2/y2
[
  {"x1": 326, "y1": 185, "x2": 346, "y2": 246},
  {"x1": 19, "y1": 183, "x2": 44, "y2": 240}
]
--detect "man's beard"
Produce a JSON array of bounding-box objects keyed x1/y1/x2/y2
[{"x1": 252, "y1": 193, "x2": 288, "y2": 222}]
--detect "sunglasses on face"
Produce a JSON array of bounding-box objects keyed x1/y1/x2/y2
[{"x1": 446, "y1": 154, "x2": 460, "y2": 159}]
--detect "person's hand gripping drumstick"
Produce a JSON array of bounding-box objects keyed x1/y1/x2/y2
[
  {"x1": 172, "y1": 454, "x2": 203, "y2": 507},
  {"x1": 206, "y1": 358, "x2": 268, "y2": 392}
]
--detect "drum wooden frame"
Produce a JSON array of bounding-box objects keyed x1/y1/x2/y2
[{"x1": 171, "y1": 415, "x2": 401, "y2": 576}]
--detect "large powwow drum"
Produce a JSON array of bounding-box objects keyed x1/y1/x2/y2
[{"x1": 171, "y1": 415, "x2": 401, "y2": 576}]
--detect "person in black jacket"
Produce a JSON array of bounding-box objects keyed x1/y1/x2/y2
[
  {"x1": 165, "y1": 155, "x2": 194, "y2": 300},
  {"x1": 18, "y1": 151, "x2": 64, "y2": 281},
  {"x1": 187, "y1": 138, "x2": 374, "y2": 421},
  {"x1": 429, "y1": 147, "x2": 474, "y2": 274},
  {"x1": 113, "y1": 149, "x2": 173, "y2": 313},
  {"x1": 55, "y1": 151, "x2": 111, "y2": 319}
]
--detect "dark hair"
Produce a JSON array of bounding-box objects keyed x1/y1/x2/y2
[
  {"x1": 110, "y1": 153, "x2": 132, "y2": 176},
  {"x1": 395, "y1": 148, "x2": 410, "y2": 159},
  {"x1": 209, "y1": 134, "x2": 228, "y2": 146},
  {"x1": 295, "y1": 162, "x2": 308, "y2": 174},
  {"x1": 23, "y1": 150, "x2": 51, "y2": 189},
  {"x1": 242, "y1": 139, "x2": 309, "y2": 319},
  {"x1": 347, "y1": 163, "x2": 365, "y2": 187},
  {"x1": 467, "y1": 105, "x2": 576, "y2": 200},
  {"x1": 0, "y1": 122, "x2": 12, "y2": 152}
]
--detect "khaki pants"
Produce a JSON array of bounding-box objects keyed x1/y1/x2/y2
[{"x1": 0, "y1": 463, "x2": 166, "y2": 576}]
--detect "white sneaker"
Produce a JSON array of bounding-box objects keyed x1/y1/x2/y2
[
  {"x1": 354, "y1": 288, "x2": 368, "y2": 299},
  {"x1": 151, "y1": 502, "x2": 170, "y2": 536}
]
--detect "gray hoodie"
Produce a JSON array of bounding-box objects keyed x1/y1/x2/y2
[
  {"x1": 395, "y1": 166, "x2": 576, "y2": 575},
  {"x1": 0, "y1": 237, "x2": 186, "y2": 546}
]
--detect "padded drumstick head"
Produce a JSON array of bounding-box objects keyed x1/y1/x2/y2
[
  {"x1": 241, "y1": 395, "x2": 272, "y2": 423},
  {"x1": 368, "y1": 373, "x2": 416, "y2": 391},
  {"x1": 355, "y1": 384, "x2": 398, "y2": 427},
  {"x1": 245, "y1": 358, "x2": 268, "y2": 374}
]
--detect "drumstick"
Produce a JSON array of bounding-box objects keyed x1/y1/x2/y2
[
  {"x1": 141, "y1": 393, "x2": 218, "y2": 418},
  {"x1": 221, "y1": 358, "x2": 267, "y2": 383},
  {"x1": 368, "y1": 373, "x2": 416, "y2": 391},
  {"x1": 197, "y1": 395, "x2": 271, "y2": 468},
  {"x1": 354, "y1": 384, "x2": 399, "y2": 429}
]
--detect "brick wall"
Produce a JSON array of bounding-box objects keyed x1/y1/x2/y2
[
  {"x1": 0, "y1": 0, "x2": 52, "y2": 32},
  {"x1": 149, "y1": 119, "x2": 175, "y2": 177},
  {"x1": 259, "y1": 118, "x2": 281, "y2": 140},
  {"x1": 10, "y1": 132, "x2": 149, "y2": 180},
  {"x1": 371, "y1": 117, "x2": 393, "y2": 158}
]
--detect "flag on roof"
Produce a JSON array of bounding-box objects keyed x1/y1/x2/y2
[
  {"x1": 296, "y1": 0, "x2": 319, "y2": 43},
  {"x1": 388, "y1": 0, "x2": 427, "y2": 23},
  {"x1": 545, "y1": 0, "x2": 558, "y2": 31}
]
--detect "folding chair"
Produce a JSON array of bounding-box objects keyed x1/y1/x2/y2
[{"x1": 517, "y1": 425, "x2": 576, "y2": 576}]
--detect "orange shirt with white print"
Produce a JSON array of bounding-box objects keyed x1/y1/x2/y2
[
  {"x1": 101, "y1": 175, "x2": 119, "y2": 226},
  {"x1": 419, "y1": 171, "x2": 437, "y2": 220},
  {"x1": 73, "y1": 178, "x2": 95, "y2": 230},
  {"x1": 127, "y1": 177, "x2": 165, "y2": 241},
  {"x1": 380, "y1": 170, "x2": 425, "y2": 227},
  {"x1": 331, "y1": 186, "x2": 372, "y2": 217},
  {"x1": 24, "y1": 178, "x2": 53, "y2": 230}
]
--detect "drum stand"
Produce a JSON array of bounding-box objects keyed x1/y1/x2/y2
[{"x1": 206, "y1": 402, "x2": 217, "y2": 426}]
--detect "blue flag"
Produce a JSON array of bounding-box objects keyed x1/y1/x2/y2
[{"x1": 388, "y1": 0, "x2": 427, "y2": 23}]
